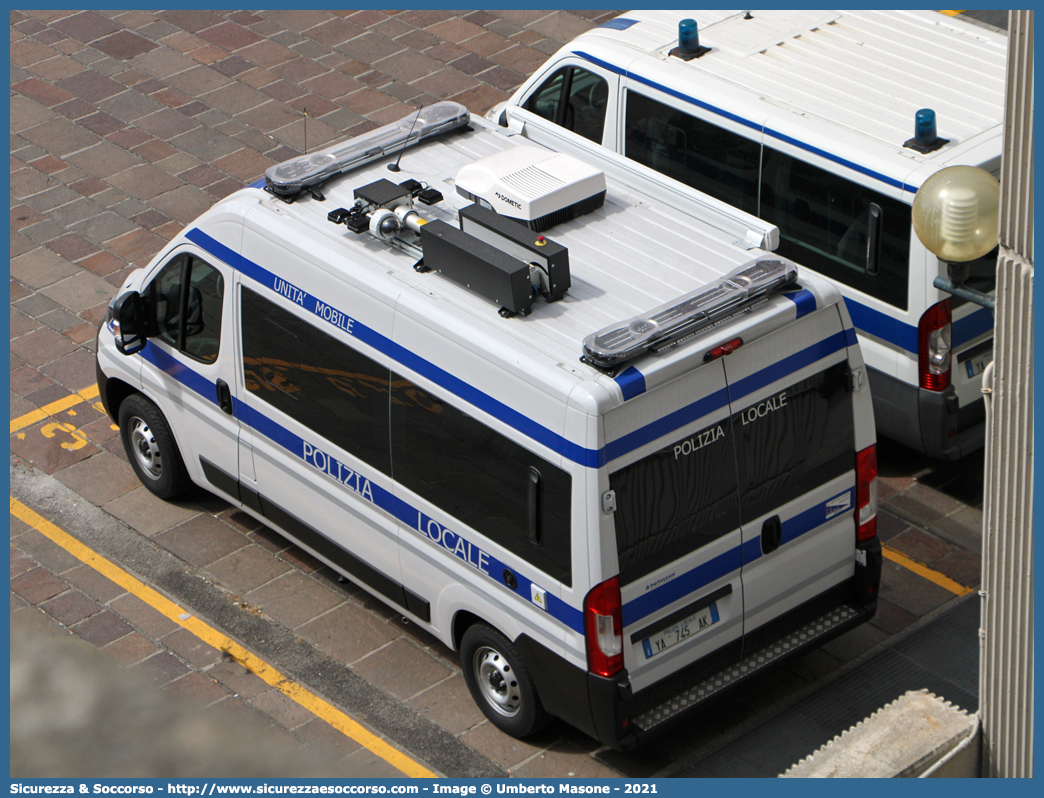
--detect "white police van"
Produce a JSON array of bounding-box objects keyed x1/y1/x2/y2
[
  {"x1": 486, "y1": 9, "x2": 1006, "y2": 460},
  {"x1": 96, "y1": 102, "x2": 881, "y2": 750}
]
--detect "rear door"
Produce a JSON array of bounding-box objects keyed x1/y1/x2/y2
[
  {"x1": 721, "y1": 298, "x2": 857, "y2": 641},
  {"x1": 606, "y1": 360, "x2": 745, "y2": 694}
]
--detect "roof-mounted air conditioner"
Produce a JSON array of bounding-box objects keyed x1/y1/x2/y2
[{"x1": 456, "y1": 146, "x2": 606, "y2": 232}]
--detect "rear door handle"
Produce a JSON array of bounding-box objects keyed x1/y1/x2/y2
[
  {"x1": 761, "y1": 515, "x2": 782, "y2": 555},
  {"x1": 216, "y1": 379, "x2": 233, "y2": 415}
]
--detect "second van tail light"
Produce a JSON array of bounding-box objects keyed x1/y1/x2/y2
[
  {"x1": 584, "y1": 576, "x2": 623, "y2": 677},
  {"x1": 918, "y1": 299, "x2": 952, "y2": 391},
  {"x1": 856, "y1": 444, "x2": 878, "y2": 542}
]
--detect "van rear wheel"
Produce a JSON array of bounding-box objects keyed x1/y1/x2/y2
[
  {"x1": 119, "y1": 394, "x2": 189, "y2": 500},
  {"x1": 460, "y1": 624, "x2": 550, "y2": 738}
]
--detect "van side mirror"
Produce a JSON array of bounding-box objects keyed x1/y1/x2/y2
[{"x1": 111, "y1": 291, "x2": 147, "y2": 355}]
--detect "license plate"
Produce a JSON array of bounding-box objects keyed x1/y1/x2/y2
[
  {"x1": 642, "y1": 603, "x2": 719, "y2": 659},
  {"x1": 965, "y1": 350, "x2": 993, "y2": 379}
]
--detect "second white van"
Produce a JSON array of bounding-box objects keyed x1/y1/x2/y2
[{"x1": 488, "y1": 9, "x2": 1006, "y2": 459}]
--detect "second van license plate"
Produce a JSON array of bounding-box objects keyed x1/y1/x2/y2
[
  {"x1": 965, "y1": 350, "x2": 993, "y2": 379},
  {"x1": 642, "y1": 603, "x2": 720, "y2": 659}
]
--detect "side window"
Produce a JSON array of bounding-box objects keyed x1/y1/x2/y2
[
  {"x1": 731, "y1": 362, "x2": 855, "y2": 525},
  {"x1": 391, "y1": 374, "x2": 573, "y2": 585},
  {"x1": 760, "y1": 147, "x2": 911, "y2": 310},
  {"x1": 240, "y1": 287, "x2": 392, "y2": 476},
  {"x1": 149, "y1": 253, "x2": 224, "y2": 363},
  {"x1": 609, "y1": 420, "x2": 739, "y2": 584},
  {"x1": 624, "y1": 90, "x2": 760, "y2": 215},
  {"x1": 525, "y1": 66, "x2": 608, "y2": 144}
]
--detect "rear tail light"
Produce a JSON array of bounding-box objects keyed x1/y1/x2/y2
[
  {"x1": 918, "y1": 299, "x2": 952, "y2": 390},
  {"x1": 856, "y1": 444, "x2": 878, "y2": 542},
  {"x1": 584, "y1": 576, "x2": 623, "y2": 677}
]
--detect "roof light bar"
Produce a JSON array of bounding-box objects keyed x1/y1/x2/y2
[
  {"x1": 582, "y1": 258, "x2": 797, "y2": 369},
  {"x1": 265, "y1": 101, "x2": 470, "y2": 199}
]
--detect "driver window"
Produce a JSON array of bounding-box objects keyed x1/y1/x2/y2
[
  {"x1": 148, "y1": 253, "x2": 224, "y2": 363},
  {"x1": 525, "y1": 66, "x2": 608, "y2": 144}
]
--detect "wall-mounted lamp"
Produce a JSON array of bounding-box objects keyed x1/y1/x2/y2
[{"x1": 912, "y1": 165, "x2": 1000, "y2": 311}]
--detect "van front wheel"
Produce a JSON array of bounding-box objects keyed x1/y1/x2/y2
[
  {"x1": 460, "y1": 624, "x2": 550, "y2": 738},
  {"x1": 119, "y1": 394, "x2": 189, "y2": 500}
]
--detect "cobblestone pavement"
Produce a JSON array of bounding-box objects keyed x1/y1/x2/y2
[{"x1": 9, "y1": 8, "x2": 984, "y2": 778}]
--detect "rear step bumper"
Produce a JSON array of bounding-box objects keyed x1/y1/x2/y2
[
  {"x1": 634, "y1": 603, "x2": 861, "y2": 733},
  {"x1": 591, "y1": 578, "x2": 877, "y2": 751}
]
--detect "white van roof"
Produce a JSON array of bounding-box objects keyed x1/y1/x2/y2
[
  {"x1": 571, "y1": 10, "x2": 1006, "y2": 185},
  {"x1": 193, "y1": 116, "x2": 838, "y2": 404}
]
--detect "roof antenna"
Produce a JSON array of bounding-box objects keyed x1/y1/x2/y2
[
  {"x1": 388, "y1": 107, "x2": 422, "y2": 173},
  {"x1": 744, "y1": 11, "x2": 753, "y2": 19}
]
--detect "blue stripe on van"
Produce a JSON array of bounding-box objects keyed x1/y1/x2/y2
[
  {"x1": 614, "y1": 366, "x2": 646, "y2": 400},
  {"x1": 842, "y1": 299, "x2": 993, "y2": 353},
  {"x1": 240, "y1": 398, "x2": 587, "y2": 632},
  {"x1": 626, "y1": 490, "x2": 854, "y2": 626},
  {"x1": 623, "y1": 547, "x2": 742, "y2": 627},
  {"x1": 600, "y1": 18, "x2": 638, "y2": 31},
  {"x1": 572, "y1": 50, "x2": 917, "y2": 194},
  {"x1": 184, "y1": 227, "x2": 857, "y2": 468},
  {"x1": 140, "y1": 342, "x2": 221, "y2": 407},
  {"x1": 953, "y1": 305, "x2": 993, "y2": 347},
  {"x1": 843, "y1": 297, "x2": 918, "y2": 353},
  {"x1": 604, "y1": 387, "x2": 731, "y2": 464},
  {"x1": 727, "y1": 330, "x2": 848, "y2": 405},
  {"x1": 785, "y1": 289, "x2": 816, "y2": 319}
]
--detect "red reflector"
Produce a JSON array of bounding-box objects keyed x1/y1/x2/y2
[{"x1": 856, "y1": 444, "x2": 878, "y2": 542}]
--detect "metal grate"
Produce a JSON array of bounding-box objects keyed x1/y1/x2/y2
[
  {"x1": 634, "y1": 604, "x2": 859, "y2": 731},
  {"x1": 958, "y1": 10, "x2": 1009, "y2": 32}
]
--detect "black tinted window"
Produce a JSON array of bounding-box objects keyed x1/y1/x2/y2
[
  {"x1": 391, "y1": 374, "x2": 572, "y2": 585},
  {"x1": 760, "y1": 147, "x2": 911, "y2": 310},
  {"x1": 610, "y1": 420, "x2": 740, "y2": 584},
  {"x1": 731, "y1": 362, "x2": 855, "y2": 524},
  {"x1": 149, "y1": 253, "x2": 224, "y2": 363},
  {"x1": 624, "y1": 90, "x2": 760, "y2": 215},
  {"x1": 241, "y1": 287, "x2": 391, "y2": 475},
  {"x1": 526, "y1": 66, "x2": 608, "y2": 144}
]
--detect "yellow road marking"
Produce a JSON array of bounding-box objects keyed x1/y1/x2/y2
[
  {"x1": 10, "y1": 384, "x2": 101, "y2": 435},
  {"x1": 882, "y1": 544, "x2": 973, "y2": 596},
  {"x1": 10, "y1": 496, "x2": 438, "y2": 779}
]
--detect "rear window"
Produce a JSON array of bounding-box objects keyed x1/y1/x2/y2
[
  {"x1": 610, "y1": 419, "x2": 740, "y2": 584},
  {"x1": 732, "y1": 361, "x2": 855, "y2": 524}
]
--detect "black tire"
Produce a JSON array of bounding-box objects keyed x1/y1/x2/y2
[
  {"x1": 118, "y1": 394, "x2": 190, "y2": 500},
  {"x1": 460, "y1": 623, "x2": 551, "y2": 738}
]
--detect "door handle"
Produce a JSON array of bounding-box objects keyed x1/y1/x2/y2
[
  {"x1": 761, "y1": 515, "x2": 782, "y2": 555},
  {"x1": 216, "y1": 379, "x2": 234, "y2": 415}
]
